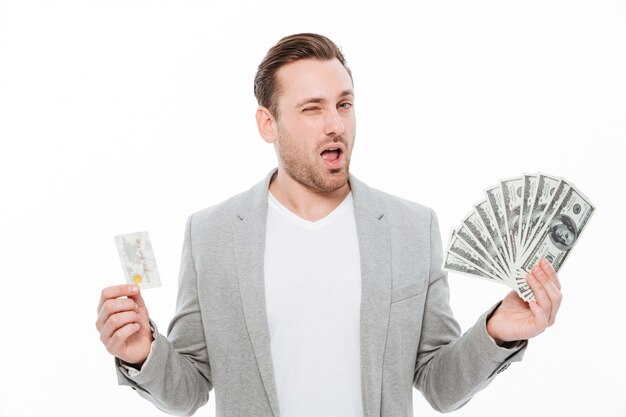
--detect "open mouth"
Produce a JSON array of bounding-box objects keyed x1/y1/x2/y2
[{"x1": 320, "y1": 147, "x2": 343, "y2": 162}]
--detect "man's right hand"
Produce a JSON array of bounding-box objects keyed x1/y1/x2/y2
[{"x1": 96, "y1": 284, "x2": 154, "y2": 366}]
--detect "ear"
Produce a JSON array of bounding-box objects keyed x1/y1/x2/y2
[{"x1": 256, "y1": 106, "x2": 277, "y2": 144}]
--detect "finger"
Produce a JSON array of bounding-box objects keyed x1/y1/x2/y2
[
  {"x1": 528, "y1": 300, "x2": 548, "y2": 334},
  {"x1": 533, "y1": 263, "x2": 563, "y2": 325},
  {"x1": 539, "y1": 258, "x2": 561, "y2": 290},
  {"x1": 96, "y1": 298, "x2": 137, "y2": 331},
  {"x1": 127, "y1": 287, "x2": 147, "y2": 310},
  {"x1": 100, "y1": 311, "x2": 141, "y2": 343},
  {"x1": 105, "y1": 322, "x2": 141, "y2": 356},
  {"x1": 98, "y1": 284, "x2": 140, "y2": 313},
  {"x1": 527, "y1": 269, "x2": 553, "y2": 323},
  {"x1": 126, "y1": 289, "x2": 150, "y2": 328}
]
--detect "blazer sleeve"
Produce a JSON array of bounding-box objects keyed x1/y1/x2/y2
[
  {"x1": 115, "y1": 215, "x2": 213, "y2": 416},
  {"x1": 413, "y1": 209, "x2": 527, "y2": 413}
]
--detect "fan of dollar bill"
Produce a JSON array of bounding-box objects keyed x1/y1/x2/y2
[{"x1": 443, "y1": 173, "x2": 594, "y2": 301}]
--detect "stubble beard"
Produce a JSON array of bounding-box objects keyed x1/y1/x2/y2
[{"x1": 276, "y1": 130, "x2": 353, "y2": 193}]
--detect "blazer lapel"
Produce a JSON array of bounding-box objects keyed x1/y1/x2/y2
[
  {"x1": 350, "y1": 173, "x2": 392, "y2": 417},
  {"x1": 233, "y1": 168, "x2": 282, "y2": 417}
]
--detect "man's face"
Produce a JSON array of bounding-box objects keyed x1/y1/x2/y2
[
  {"x1": 554, "y1": 224, "x2": 575, "y2": 246},
  {"x1": 272, "y1": 58, "x2": 355, "y2": 193}
]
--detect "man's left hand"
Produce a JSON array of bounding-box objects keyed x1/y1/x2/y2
[{"x1": 486, "y1": 258, "x2": 562, "y2": 345}]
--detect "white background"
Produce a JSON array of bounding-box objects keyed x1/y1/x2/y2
[{"x1": 1, "y1": 0, "x2": 625, "y2": 416}]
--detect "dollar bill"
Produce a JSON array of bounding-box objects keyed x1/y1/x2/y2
[
  {"x1": 450, "y1": 227, "x2": 534, "y2": 300},
  {"x1": 444, "y1": 251, "x2": 501, "y2": 284},
  {"x1": 517, "y1": 185, "x2": 595, "y2": 276},
  {"x1": 474, "y1": 199, "x2": 511, "y2": 275},
  {"x1": 522, "y1": 179, "x2": 570, "y2": 258},
  {"x1": 512, "y1": 270, "x2": 535, "y2": 302},
  {"x1": 500, "y1": 176, "x2": 524, "y2": 264},
  {"x1": 521, "y1": 173, "x2": 562, "y2": 253},
  {"x1": 114, "y1": 231, "x2": 162, "y2": 289},
  {"x1": 459, "y1": 214, "x2": 509, "y2": 278},
  {"x1": 485, "y1": 184, "x2": 513, "y2": 265},
  {"x1": 447, "y1": 230, "x2": 503, "y2": 281},
  {"x1": 519, "y1": 174, "x2": 539, "y2": 255}
]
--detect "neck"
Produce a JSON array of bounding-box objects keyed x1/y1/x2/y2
[{"x1": 268, "y1": 168, "x2": 351, "y2": 222}]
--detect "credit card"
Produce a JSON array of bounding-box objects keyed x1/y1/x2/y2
[{"x1": 114, "y1": 231, "x2": 162, "y2": 289}]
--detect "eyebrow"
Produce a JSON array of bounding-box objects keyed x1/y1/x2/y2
[{"x1": 295, "y1": 89, "x2": 354, "y2": 108}]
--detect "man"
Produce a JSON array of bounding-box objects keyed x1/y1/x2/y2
[{"x1": 96, "y1": 33, "x2": 562, "y2": 417}]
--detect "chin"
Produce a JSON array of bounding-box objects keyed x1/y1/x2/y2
[{"x1": 318, "y1": 171, "x2": 349, "y2": 192}]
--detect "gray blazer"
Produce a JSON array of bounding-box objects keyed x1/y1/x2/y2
[{"x1": 117, "y1": 168, "x2": 526, "y2": 417}]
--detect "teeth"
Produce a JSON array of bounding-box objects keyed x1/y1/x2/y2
[{"x1": 327, "y1": 147, "x2": 339, "y2": 151}]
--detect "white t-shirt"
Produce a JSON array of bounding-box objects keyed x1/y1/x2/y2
[{"x1": 264, "y1": 191, "x2": 364, "y2": 417}]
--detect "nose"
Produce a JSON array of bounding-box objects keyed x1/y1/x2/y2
[{"x1": 324, "y1": 108, "x2": 345, "y2": 137}]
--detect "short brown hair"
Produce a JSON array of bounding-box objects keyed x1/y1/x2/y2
[{"x1": 254, "y1": 33, "x2": 352, "y2": 119}]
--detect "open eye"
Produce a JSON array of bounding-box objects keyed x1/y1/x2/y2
[{"x1": 338, "y1": 102, "x2": 353, "y2": 109}]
